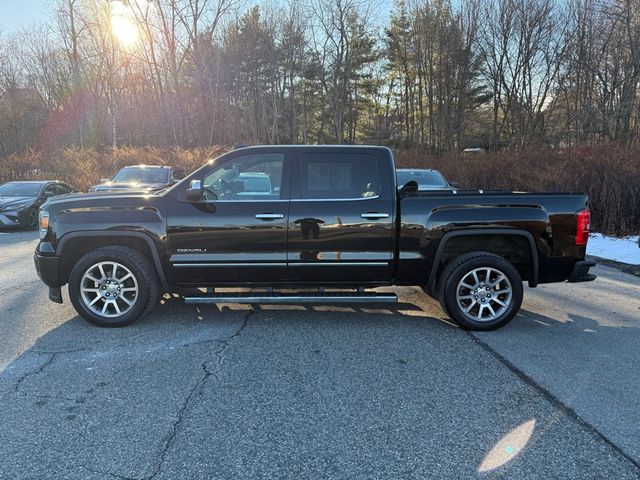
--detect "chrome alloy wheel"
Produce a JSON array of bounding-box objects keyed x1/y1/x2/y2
[
  {"x1": 455, "y1": 267, "x2": 513, "y2": 322},
  {"x1": 80, "y1": 261, "x2": 139, "y2": 318}
]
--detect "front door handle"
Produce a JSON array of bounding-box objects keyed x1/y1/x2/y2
[
  {"x1": 255, "y1": 213, "x2": 284, "y2": 220},
  {"x1": 361, "y1": 212, "x2": 389, "y2": 219}
]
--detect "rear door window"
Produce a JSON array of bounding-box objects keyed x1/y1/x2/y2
[{"x1": 298, "y1": 153, "x2": 381, "y2": 200}]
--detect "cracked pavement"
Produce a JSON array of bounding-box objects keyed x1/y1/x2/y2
[{"x1": 1, "y1": 230, "x2": 640, "y2": 479}]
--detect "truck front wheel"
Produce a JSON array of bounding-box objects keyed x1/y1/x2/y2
[
  {"x1": 68, "y1": 246, "x2": 159, "y2": 327},
  {"x1": 437, "y1": 252, "x2": 523, "y2": 331}
]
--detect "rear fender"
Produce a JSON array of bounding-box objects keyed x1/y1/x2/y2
[{"x1": 426, "y1": 229, "x2": 539, "y2": 295}]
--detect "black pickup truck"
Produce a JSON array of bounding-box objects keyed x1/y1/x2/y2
[{"x1": 34, "y1": 145, "x2": 595, "y2": 330}]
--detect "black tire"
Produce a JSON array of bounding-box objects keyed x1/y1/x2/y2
[
  {"x1": 437, "y1": 252, "x2": 523, "y2": 331},
  {"x1": 69, "y1": 246, "x2": 159, "y2": 327},
  {"x1": 26, "y1": 208, "x2": 38, "y2": 230}
]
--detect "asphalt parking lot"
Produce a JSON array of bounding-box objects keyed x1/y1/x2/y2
[{"x1": 1, "y1": 230, "x2": 639, "y2": 479}]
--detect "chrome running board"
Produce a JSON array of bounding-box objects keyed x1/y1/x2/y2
[{"x1": 183, "y1": 291, "x2": 397, "y2": 305}]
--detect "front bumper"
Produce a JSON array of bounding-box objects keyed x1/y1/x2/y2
[
  {"x1": 0, "y1": 211, "x2": 24, "y2": 228},
  {"x1": 568, "y1": 260, "x2": 597, "y2": 283},
  {"x1": 34, "y1": 252, "x2": 62, "y2": 286},
  {"x1": 34, "y1": 250, "x2": 64, "y2": 304}
]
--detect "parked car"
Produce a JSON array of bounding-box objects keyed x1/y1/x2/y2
[
  {"x1": 463, "y1": 147, "x2": 486, "y2": 156},
  {"x1": 237, "y1": 172, "x2": 274, "y2": 196},
  {"x1": 34, "y1": 145, "x2": 595, "y2": 330},
  {"x1": 0, "y1": 181, "x2": 75, "y2": 230},
  {"x1": 88, "y1": 165, "x2": 186, "y2": 192},
  {"x1": 396, "y1": 169, "x2": 459, "y2": 191}
]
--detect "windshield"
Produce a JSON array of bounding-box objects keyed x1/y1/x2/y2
[
  {"x1": 112, "y1": 167, "x2": 169, "y2": 184},
  {"x1": 397, "y1": 170, "x2": 448, "y2": 188},
  {"x1": 240, "y1": 174, "x2": 271, "y2": 193},
  {"x1": 0, "y1": 182, "x2": 42, "y2": 196}
]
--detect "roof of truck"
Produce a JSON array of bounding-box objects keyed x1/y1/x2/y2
[{"x1": 232, "y1": 144, "x2": 391, "y2": 150}]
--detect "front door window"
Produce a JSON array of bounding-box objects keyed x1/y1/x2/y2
[
  {"x1": 203, "y1": 154, "x2": 284, "y2": 201},
  {"x1": 166, "y1": 151, "x2": 289, "y2": 285}
]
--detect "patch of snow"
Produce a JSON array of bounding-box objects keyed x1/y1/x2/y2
[{"x1": 587, "y1": 233, "x2": 640, "y2": 265}]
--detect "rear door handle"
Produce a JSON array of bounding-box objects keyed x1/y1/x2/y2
[
  {"x1": 255, "y1": 213, "x2": 284, "y2": 220},
  {"x1": 361, "y1": 213, "x2": 390, "y2": 219}
]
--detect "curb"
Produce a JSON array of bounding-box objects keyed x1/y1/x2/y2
[{"x1": 587, "y1": 255, "x2": 640, "y2": 278}]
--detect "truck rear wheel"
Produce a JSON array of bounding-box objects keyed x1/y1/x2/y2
[
  {"x1": 437, "y1": 252, "x2": 523, "y2": 331},
  {"x1": 69, "y1": 246, "x2": 159, "y2": 327}
]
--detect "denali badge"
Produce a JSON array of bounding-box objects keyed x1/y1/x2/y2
[{"x1": 177, "y1": 248, "x2": 207, "y2": 253}]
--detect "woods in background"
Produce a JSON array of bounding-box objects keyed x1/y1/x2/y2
[{"x1": 0, "y1": 0, "x2": 640, "y2": 155}]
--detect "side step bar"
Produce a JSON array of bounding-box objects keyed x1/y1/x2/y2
[{"x1": 184, "y1": 292, "x2": 398, "y2": 305}]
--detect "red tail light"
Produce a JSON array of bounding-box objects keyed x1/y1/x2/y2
[{"x1": 576, "y1": 209, "x2": 590, "y2": 246}]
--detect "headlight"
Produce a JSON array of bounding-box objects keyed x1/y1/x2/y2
[
  {"x1": 0, "y1": 203, "x2": 25, "y2": 212},
  {"x1": 39, "y1": 211, "x2": 49, "y2": 239}
]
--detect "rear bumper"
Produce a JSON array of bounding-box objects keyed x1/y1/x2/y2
[{"x1": 568, "y1": 260, "x2": 597, "y2": 283}]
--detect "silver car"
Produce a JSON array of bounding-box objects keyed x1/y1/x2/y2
[{"x1": 396, "y1": 169, "x2": 459, "y2": 191}]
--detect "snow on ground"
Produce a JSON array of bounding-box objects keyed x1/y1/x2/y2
[{"x1": 587, "y1": 233, "x2": 640, "y2": 265}]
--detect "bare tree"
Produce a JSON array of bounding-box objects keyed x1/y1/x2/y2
[{"x1": 0, "y1": 0, "x2": 637, "y2": 153}]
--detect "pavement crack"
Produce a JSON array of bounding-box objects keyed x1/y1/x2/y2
[
  {"x1": 80, "y1": 464, "x2": 139, "y2": 480},
  {"x1": 211, "y1": 308, "x2": 252, "y2": 376},
  {"x1": 0, "y1": 280, "x2": 41, "y2": 296},
  {"x1": 22, "y1": 393, "x2": 77, "y2": 402},
  {"x1": 31, "y1": 332, "x2": 169, "y2": 355},
  {"x1": 468, "y1": 331, "x2": 640, "y2": 473},
  {"x1": 32, "y1": 348, "x2": 89, "y2": 354},
  {"x1": 13, "y1": 353, "x2": 57, "y2": 394},
  {"x1": 147, "y1": 310, "x2": 253, "y2": 479}
]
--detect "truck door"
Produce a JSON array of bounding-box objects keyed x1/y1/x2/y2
[
  {"x1": 287, "y1": 148, "x2": 395, "y2": 284},
  {"x1": 166, "y1": 149, "x2": 291, "y2": 285}
]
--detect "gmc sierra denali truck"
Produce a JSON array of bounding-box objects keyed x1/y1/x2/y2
[{"x1": 34, "y1": 145, "x2": 596, "y2": 330}]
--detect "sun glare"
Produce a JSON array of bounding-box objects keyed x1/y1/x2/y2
[
  {"x1": 478, "y1": 419, "x2": 536, "y2": 472},
  {"x1": 111, "y1": 2, "x2": 140, "y2": 49}
]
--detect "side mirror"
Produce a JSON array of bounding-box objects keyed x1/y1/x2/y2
[
  {"x1": 186, "y1": 179, "x2": 203, "y2": 201},
  {"x1": 100, "y1": 178, "x2": 109, "y2": 184},
  {"x1": 449, "y1": 181, "x2": 460, "y2": 189}
]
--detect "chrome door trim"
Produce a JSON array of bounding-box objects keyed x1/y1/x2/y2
[
  {"x1": 174, "y1": 262, "x2": 389, "y2": 268},
  {"x1": 290, "y1": 195, "x2": 380, "y2": 202},
  {"x1": 173, "y1": 262, "x2": 288, "y2": 268},
  {"x1": 288, "y1": 262, "x2": 389, "y2": 267}
]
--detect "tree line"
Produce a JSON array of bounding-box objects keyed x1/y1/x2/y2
[{"x1": 0, "y1": 0, "x2": 639, "y2": 156}]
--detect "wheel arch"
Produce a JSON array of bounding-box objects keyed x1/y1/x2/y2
[
  {"x1": 426, "y1": 229, "x2": 539, "y2": 295},
  {"x1": 57, "y1": 231, "x2": 169, "y2": 290}
]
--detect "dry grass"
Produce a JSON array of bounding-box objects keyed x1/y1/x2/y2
[
  {"x1": 1, "y1": 144, "x2": 637, "y2": 235},
  {"x1": 0, "y1": 146, "x2": 227, "y2": 192}
]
